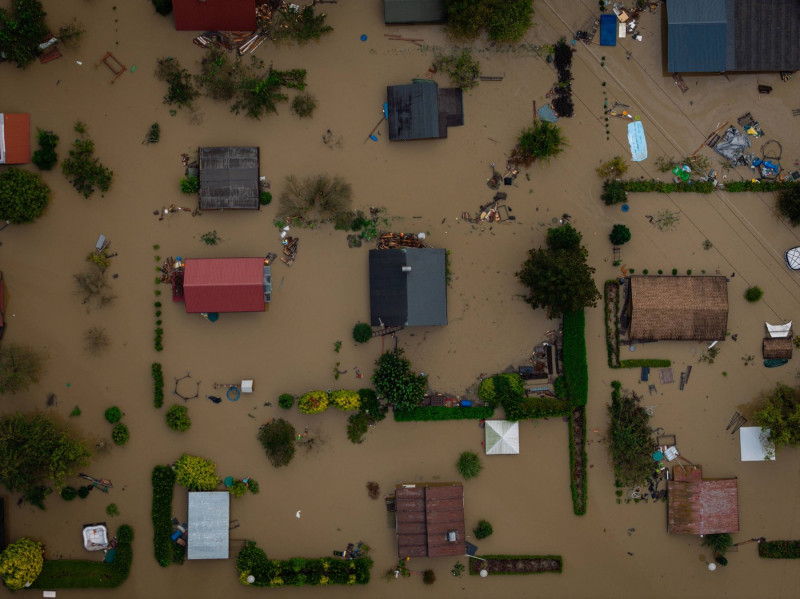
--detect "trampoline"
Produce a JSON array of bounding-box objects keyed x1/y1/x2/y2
[{"x1": 174, "y1": 372, "x2": 200, "y2": 401}]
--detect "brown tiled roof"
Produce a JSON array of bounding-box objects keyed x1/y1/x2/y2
[
  {"x1": 629, "y1": 276, "x2": 728, "y2": 341},
  {"x1": 395, "y1": 483, "x2": 464, "y2": 558},
  {"x1": 668, "y1": 466, "x2": 739, "y2": 535},
  {"x1": 763, "y1": 337, "x2": 793, "y2": 359}
]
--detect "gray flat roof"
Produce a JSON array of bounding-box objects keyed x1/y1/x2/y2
[
  {"x1": 384, "y1": 0, "x2": 446, "y2": 24},
  {"x1": 198, "y1": 146, "x2": 260, "y2": 210},
  {"x1": 187, "y1": 492, "x2": 230, "y2": 560}
]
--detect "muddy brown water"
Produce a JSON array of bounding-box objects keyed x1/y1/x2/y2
[{"x1": 2, "y1": 1, "x2": 800, "y2": 598}]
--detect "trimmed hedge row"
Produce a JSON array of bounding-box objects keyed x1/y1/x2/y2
[
  {"x1": 151, "y1": 465, "x2": 176, "y2": 567},
  {"x1": 620, "y1": 179, "x2": 715, "y2": 194},
  {"x1": 569, "y1": 407, "x2": 587, "y2": 515},
  {"x1": 152, "y1": 363, "x2": 164, "y2": 408},
  {"x1": 619, "y1": 359, "x2": 672, "y2": 368},
  {"x1": 236, "y1": 541, "x2": 372, "y2": 587},
  {"x1": 562, "y1": 311, "x2": 588, "y2": 406},
  {"x1": 467, "y1": 554, "x2": 563, "y2": 575},
  {"x1": 32, "y1": 525, "x2": 134, "y2": 589},
  {"x1": 504, "y1": 396, "x2": 570, "y2": 420},
  {"x1": 394, "y1": 405, "x2": 493, "y2": 421},
  {"x1": 726, "y1": 180, "x2": 799, "y2": 192},
  {"x1": 759, "y1": 541, "x2": 800, "y2": 559}
]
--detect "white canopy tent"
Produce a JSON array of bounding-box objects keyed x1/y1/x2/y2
[
  {"x1": 739, "y1": 427, "x2": 775, "y2": 461},
  {"x1": 766, "y1": 322, "x2": 792, "y2": 338},
  {"x1": 484, "y1": 420, "x2": 520, "y2": 455}
]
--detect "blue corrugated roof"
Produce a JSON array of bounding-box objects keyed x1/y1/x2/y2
[{"x1": 667, "y1": 0, "x2": 727, "y2": 72}]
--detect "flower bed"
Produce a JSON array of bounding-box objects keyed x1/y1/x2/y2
[
  {"x1": 759, "y1": 541, "x2": 800, "y2": 559},
  {"x1": 393, "y1": 406, "x2": 493, "y2": 421},
  {"x1": 569, "y1": 407, "x2": 586, "y2": 515},
  {"x1": 468, "y1": 554, "x2": 562, "y2": 575},
  {"x1": 604, "y1": 280, "x2": 621, "y2": 368},
  {"x1": 32, "y1": 525, "x2": 133, "y2": 589}
]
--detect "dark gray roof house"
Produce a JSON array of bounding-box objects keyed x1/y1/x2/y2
[
  {"x1": 384, "y1": 0, "x2": 446, "y2": 24},
  {"x1": 667, "y1": 0, "x2": 800, "y2": 73},
  {"x1": 386, "y1": 82, "x2": 463, "y2": 141},
  {"x1": 369, "y1": 248, "x2": 447, "y2": 327},
  {"x1": 198, "y1": 146, "x2": 260, "y2": 210}
]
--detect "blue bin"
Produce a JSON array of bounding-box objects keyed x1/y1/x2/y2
[{"x1": 460, "y1": 400, "x2": 472, "y2": 407}]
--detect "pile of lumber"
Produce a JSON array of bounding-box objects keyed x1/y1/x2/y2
[
  {"x1": 281, "y1": 237, "x2": 299, "y2": 266},
  {"x1": 377, "y1": 233, "x2": 429, "y2": 249},
  {"x1": 192, "y1": 31, "x2": 262, "y2": 54}
]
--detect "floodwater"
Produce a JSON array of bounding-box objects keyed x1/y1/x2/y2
[{"x1": 2, "y1": 1, "x2": 800, "y2": 598}]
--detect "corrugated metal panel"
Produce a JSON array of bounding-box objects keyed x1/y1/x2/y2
[
  {"x1": 199, "y1": 147, "x2": 260, "y2": 210},
  {"x1": 667, "y1": 0, "x2": 727, "y2": 72},
  {"x1": 406, "y1": 248, "x2": 447, "y2": 326},
  {"x1": 173, "y1": 0, "x2": 257, "y2": 31},
  {"x1": 183, "y1": 258, "x2": 265, "y2": 313},
  {"x1": 384, "y1": 0, "x2": 446, "y2": 24},
  {"x1": 187, "y1": 492, "x2": 230, "y2": 560}
]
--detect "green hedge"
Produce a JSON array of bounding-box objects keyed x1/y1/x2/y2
[
  {"x1": 569, "y1": 407, "x2": 587, "y2": 515},
  {"x1": 503, "y1": 396, "x2": 570, "y2": 420},
  {"x1": 620, "y1": 179, "x2": 715, "y2": 194},
  {"x1": 32, "y1": 525, "x2": 133, "y2": 588},
  {"x1": 604, "y1": 280, "x2": 621, "y2": 368},
  {"x1": 759, "y1": 541, "x2": 800, "y2": 559},
  {"x1": 468, "y1": 554, "x2": 563, "y2": 576},
  {"x1": 618, "y1": 359, "x2": 672, "y2": 368},
  {"x1": 563, "y1": 311, "x2": 588, "y2": 406},
  {"x1": 394, "y1": 406, "x2": 493, "y2": 421},
  {"x1": 236, "y1": 541, "x2": 372, "y2": 587},
  {"x1": 152, "y1": 363, "x2": 164, "y2": 408},
  {"x1": 726, "y1": 181, "x2": 799, "y2": 192},
  {"x1": 151, "y1": 465, "x2": 176, "y2": 567},
  {"x1": 478, "y1": 374, "x2": 525, "y2": 409}
]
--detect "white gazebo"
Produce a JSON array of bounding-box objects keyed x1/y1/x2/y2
[
  {"x1": 484, "y1": 420, "x2": 520, "y2": 455},
  {"x1": 739, "y1": 427, "x2": 775, "y2": 461}
]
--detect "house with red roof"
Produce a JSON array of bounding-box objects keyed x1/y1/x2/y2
[
  {"x1": 173, "y1": 0, "x2": 257, "y2": 32},
  {"x1": 174, "y1": 258, "x2": 269, "y2": 313},
  {"x1": 394, "y1": 482, "x2": 465, "y2": 558},
  {"x1": 0, "y1": 113, "x2": 31, "y2": 165},
  {"x1": 667, "y1": 465, "x2": 739, "y2": 535}
]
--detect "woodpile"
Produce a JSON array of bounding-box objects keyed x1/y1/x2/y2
[
  {"x1": 377, "y1": 233, "x2": 429, "y2": 249},
  {"x1": 192, "y1": 31, "x2": 262, "y2": 55},
  {"x1": 280, "y1": 237, "x2": 299, "y2": 266}
]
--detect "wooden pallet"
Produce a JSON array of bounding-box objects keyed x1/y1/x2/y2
[
  {"x1": 672, "y1": 73, "x2": 688, "y2": 93},
  {"x1": 96, "y1": 51, "x2": 126, "y2": 84}
]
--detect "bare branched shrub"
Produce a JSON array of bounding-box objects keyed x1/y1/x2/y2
[
  {"x1": 84, "y1": 326, "x2": 110, "y2": 356},
  {"x1": 278, "y1": 174, "x2": 352, "y2": 222},
  {"x1": 74, "y1": 267, "x2": 115, "y2": 309}
]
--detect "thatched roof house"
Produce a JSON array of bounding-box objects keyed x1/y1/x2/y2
[
  {"x1": 395, "y1": 483, "x2": 465, "y2": 558},
  {"x1": 763, "y1": 337, "x2": 793, "y2": 359},
  {"x1": 667, "y1": 466, "x2": 739, "y2": 535},
  {"x1": 198, "y1": 147, "x2": 260, "y2": 210},
  {"x1": 627, "y1": 276, "x2": 728, "y2": 341}
]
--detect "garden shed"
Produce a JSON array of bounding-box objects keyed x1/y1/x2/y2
[
  {"x1": 384, "y1": 0, "x2": 446, "y2": 24},
  {"x1": 667, "y1": 466, "x2": 739, "y2": 535},
  {"x1": 484, "y1": 420, "x2": 520, "y2": 455},
  {"x1": 386, "y1": 82, "x2": 463, "y2": 141},
  {"x1": 369, "y1": 248, "x2": 447, "y2": 327},
  {"x1": 762, "y1": 337, "x2": 792, "y2": 359},
  {"x1": 187, "y1": 492, "x2": 230, "y2": 560},
  {"x1": 627, "y1": 276, "x2": 728, "y2": 341},
  {"x1": 739, "y1": 426, "x2": 775, "y2": 461},
  {"x1": 182, "y1": 257, "x2": 267, "y2": 313},
  {"x1": 173, "y1": 0, "x2": 257, "y2": 31},
  {"x1": 666, "y1": 0, "x2": 800, "y2": 73},
  {"x1": 395, "y1": 483, "x2": 465, "y2": 558},
  {"x1": 0, "y1": 113, "x2": 30, "y2": 164},
  {"x1": 198, "y1": 146, "x2": 260, "y2": 210}
]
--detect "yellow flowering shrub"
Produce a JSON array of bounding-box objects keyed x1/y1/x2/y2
[
  {"x1": 173, "y1": 453, "x2": 220, "y2": 491},
  {"x1": 0, "y1": 538, "x2": 43, "y2": 591},
  {"x1": 331, "y1": 390, "x2": 360, "y2": 411},
  {"x1": 298, "y1": 391, "x2": 329, "y2": 414}
]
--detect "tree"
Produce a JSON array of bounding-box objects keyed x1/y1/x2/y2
[
  {"x1": 753, "y1": 383, "x2": 800, "y2": 451},
  {"x1": 607, "y1": 382, "x2": 658, "y2": 486},
  {"x1": 596, "y1": 156, "x2": 628, "y2": 178},
  {"x1": 352, "y1": 322, "x2": 372, "y2": 344},
  {"x1": 510, "y1": 120, "x2": 567, "y2": 166},
  {"x1": 151, "y1": 0, "x2": 172, "y2": 16},
  {"x1": 702, "y1": 533, "x2": 733, "y2": 558},
  {"x1": 601, "y1": 180, "x2": 627, "y2": 205},
  {"x1": 516, "y1": 225, "x2": 601, "y2": 318},
  {"x1": 744, "y1": 286, "x2": 763, "y2": 303},
  {"x1": 445, "y1": 0, "x2": 533, "y2": 43},
  {"x1": 61, "y1": 122, "x2": 113, "y2": 198},
  {"x1": 155, "y1": 58, "x2": 200, "y2": 109},
  {"x1": 32, "y1": 129, "x2": 59, "y2": 171},
  {"x1": 0, "y1": 344, "x2": 47, "y2": 394},
  {"x1": 258, "y1": 418, "x2": 296, "y2": 468},
  {"x1": 473, "y1": 520, "x2": 493, "y2": 539},
  {"x1": 372, "y1": 350, "x2": 427, "y2": 411},
  {"x1": 0, "y1": 167, "x2": 50, "y2": 224},
  {"x1": 777, "y1": 186, "x2": 800, "y2": 226},
  {"x1": 173, "y1": 453, "x2": 220, "y2": 490},
  {"x1": 433, "y1": 49, "x2": 480, "y2": 91},
  {"x1": 547, "y1": 223, "x2": 582, "y2": 250},
  {"x1": 609, "y1": 224, "x2": 631, "y2": 245},
  {"x1": 0, "y1": 538, "x2": 43, "y2": 590},
  {"x1": 456, "y1": 451, "x2": 482, "y2": 479},
  {"x1": 166, "y1": 404, "x2": 191, "y2": 431},
  {"x1": 0, "y1": 412, "x2": 92, "y2": 499},
  {"x1": 0, "y1": 0, "x2": 49, "y2": 68}
]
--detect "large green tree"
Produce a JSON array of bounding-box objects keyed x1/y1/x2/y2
[
  {"x1": 0, "y1": 168, "x2": 50, "y2": 224},
  {"x1": 0, "y1": 538, "x2": 43, "y2": 590},
  {"x1": 516, "y1": 224, "x2": 600, "y2": 318},
  {"x1": 258, "y1": 418, "x2": 296, "y2": 468},
  {"x1": 372, "y1": 350, "x2": 427, "y2": 411},
  {"x1": 0, "y1": 343, "x2": 47, "y2": 394},
  {"x1": 510, "y1": 120, "x2": 568, "y2": 166},
  {"x1": 0, "y1": 412, "x2": 92, "y2": 498},
  {"x1": 446, "y1": 0, "x2": 533, "y2": 43},
  {"x1": 777, "y1": 186, "x2": 800, "y2": 226},
  {"x1": 0, "y1": 0, "x2": 49, "y2": 68},
  {"x1": 753, "y1": 383, "x2": 800, "y2": 451}
]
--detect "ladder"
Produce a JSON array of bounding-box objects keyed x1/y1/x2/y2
[{"x1": 372, "y1": 325, "x2": 405, "y2": 337}]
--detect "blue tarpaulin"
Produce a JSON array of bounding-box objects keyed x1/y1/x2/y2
[
  {"x1": 537, "y1": 104, "x2": 558, "y2": 122},
  {"x1": 600, "y1": 14, "x2": 617, "y2": 46},
  {"x1": 627, "y1": 121, "x2": 648, "y2": 162}
]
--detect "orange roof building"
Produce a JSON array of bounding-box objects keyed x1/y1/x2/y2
[
  {"x1": 0, "y1": 113, "x2": 31, "y2": 165},
  {"x1": 395, "y1": 483, "x2": 465, "y2": 558}
]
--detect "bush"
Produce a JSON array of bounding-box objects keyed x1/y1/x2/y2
[
  {"x1": 372, "y1": 350, "x2": 427, "y2": 411},
  {"x1": 77, "y1": 485, "x2": 92, "y2": 499},
  {"x1": 151, "y1": 0, "x2": 172, "y2": 15},
  {"x1": 510, "y1": 120, "x2": 567, "y2": 166},
  {"x1": 423, "y1": 569, "x2": 436, "y2": 585},
  {"x1": 777, "y1": 186, "x2": 800, "y2": 226},
  {"x1": 104, "y1": 406, "x2": 122, "y2": 424},
  {"x1": 298, "y1": 390, "x2": 330, "y2": 414},
  {"x1": 151, "y1": 465, "x2": 176, "y2": 567},
  {"x1": 0, "y1": 0, "x2": 49, "y2": 68},
  {"x1": 179, "y1": 175, "x2": 199, "y2": 194},
  {"x1": 702, "y1": 533, "x2": 733, "y2": 557},
  {"x1": 247, "y1": 478, "x2": 260, "y2": 494},
  {"x1": 61, "y1": 122, "x2": 113, "y2": 199},
  {"x1": 352, "y1": 322, "x2": 372, "y2": 344},
  {"x1": 60, "y1": 486, "x2": 77, "y2": 501},
  {"x1": 358, "y1": 388, "x2": 387, "y2": 422},
  {"x1": 433, "y1": 49, "x2": 480, "y2": 91},
  {"x1": 619, "y1": 359, "x2": 671, "y2": 368},
  {"x1": 563, "y1": 311, "x2": 588, "y2": 406},
  {"x1": 117, "y1": 524, "x2": 134, "y2": 544},
  {"x1": 553, "y1": 376, "x2": 568, "y2": 399},
  {"x1": 569, "y1": 407, "x2": 587, "y2": 515},
  {"x1": 111, "y1": 423, "x2": 129, "y2": 445},
  {"x1": 258, "y1": 418, "x2": 296, "y2": 468},
  {"x1": 608, "y1": 381, "x2": 657, "y2": 486},
  {"x1": 229, "y1": 480, "x2": 247, "y2": 498},
  {"x1": 446, "y1": 0, "x2": 533, "y2": 43},
  {"x1": 503, "y1": 396, "x2": 570, "y2": 420},
  {"x1": 609, "y1": 224, "x2": 631, "y2": 245},
  {"x1": 166, "y1": 404, "x2": 191, "y2": 432},
  {"x1": 331, "y1": 389, "x2": 360, "y2": 411},
  {"x1": 291, "y1": 92, "x2": 317, "y2": 118},
  {"x1": 759, "y1": 541, "x2": 800, "y2": 559},
  {"x1": 152, "y1": 363, "x2": 164, "y2": 408},
  {"x1": 155, "y1": 58, "x2": 200, "y2": 109},
  {"x1": 0, "y1": 538, "x2": 44, "y2": 590},
  {"x1": 0, "y1": 167, "x2": 51, "y2": 224},
  {"x1": 601, "y1": 180, "x2": 627, "y2": 205},
  {"x1": 32, "y1": 129, "x2": 59, "y2": 170},
  {"x1": 174, "y1": 454, "x2": 219, "y2": 490},
  {"x1": 597, "y1": 156, "x2": 628, "y2": 178},
  {"x1": 347, "y1": 412, "x2": 370, "y2": 444},
  {"x1": 278, "y1": 393, "x2": 294, "y2": 409},
  {"x1": 394, "y1": 406, "x2": 494, "y2": 421},
  {"x1": 456, "y1": 451, "x2": 482, "y2": 480},
  {"x1": 745, "y1": 286, "x2": 764, "y2": 303},
  {"x1": 259, "y1": 191, "x2": 272, "y2": 205},
  {"x1": 473, "y1": 520, "x2": 493, "y2": 539},
  {"x1": 618, "y1": 179, "x2": 715, "y2": 194}
]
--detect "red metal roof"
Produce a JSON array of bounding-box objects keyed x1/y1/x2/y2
[
  {"x1": 173, "y1": 0, "x2": 257, "y2": 31},
  {"x1": 183, "y1": 258, "x2": 265, "y2": 313},
  {"x1": 0, "y1": 113, "x2": 31, "y2": 164},
  {"x1": 668, "y1": 466, "x2": 739, "y2": 535},
  {"x1": 395, "y1": 483, "x2": 464, "y2": 558}
]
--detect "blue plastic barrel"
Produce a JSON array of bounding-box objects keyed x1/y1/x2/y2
[
  {"x1": 369, "y1": 135, "x2": 378, "y2": 142},
  {"x1": 460, "y1": 400, "x2": 472, "y2": 407}
]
